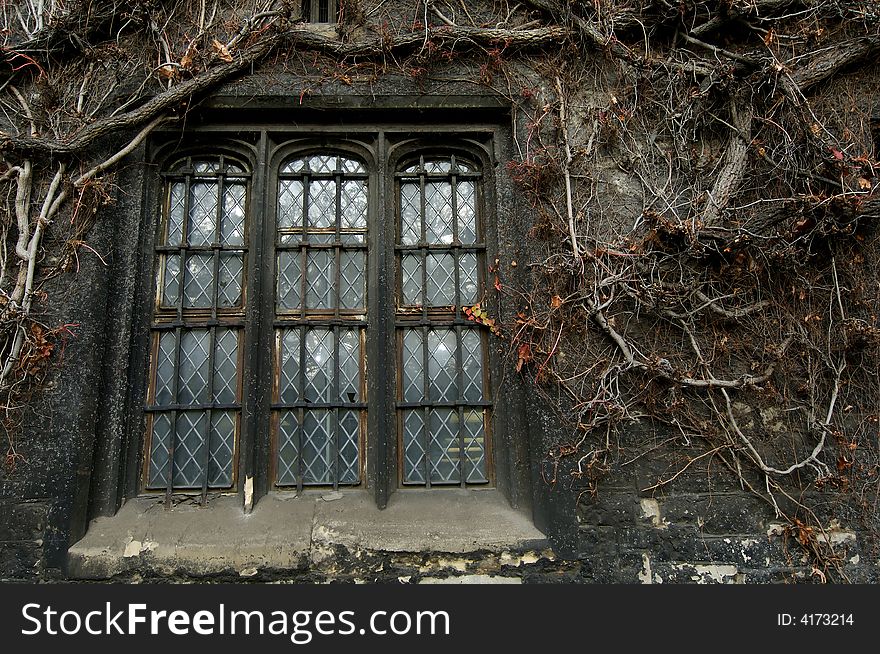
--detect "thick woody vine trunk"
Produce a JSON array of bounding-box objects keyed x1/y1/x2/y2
[{"x1": 702, "y1": 93, "x2": 753, "y2": 227}]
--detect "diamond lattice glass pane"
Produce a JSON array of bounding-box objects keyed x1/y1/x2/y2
[
  {"x1": 188, "y1": 182, "x2": 217, "y2": 246},
  {"x1": 340, "y1": 232, "x2": 365, "y2": 245},
  {"x1": 305, "y1": 250, "x2": 334, "y2": 309},
  {"x1": 276, "y1": 410, "x2": 300, "y2": 486},
  {"x1": 462, "y1": 329, "x2": 484, "y2": 402},
  {"x1": 225, "y1": 162, "x2": 244, "y2": 174},
  {"x1": 304, "y1": 329, "x2": 334, "y2": 403},
  {"x1": 401, "y1": 254, "x2": 422, "y2": 305},
  {"x1": 302, "y1": 410, "x2": 332, "y2": 484},
  {"x1": 278, "y1": 329, "x2": 301, "y2": 404},
  {"x1": 278, "y1": 180, "x2": 304, "y2": 229},
  {"x1": 400, "y1": 183, "x2": 420, "y2": 245},
  {"x1": 184, "y1": 254, "x2": 213, "y2": 307},
  {"x1": 428, "y1": 329, "x2": 458, "y2": 401},
  {"x1": 341, "y1": 180, "x2": 367, "y2": 229},
  {"x1": 339, "y1": 409, "x2": 360, "y2": 484},
  {"x1": 340, "y1": 250, "x2": 365, "y2": 309},
  {"x1": 463, "y1": 408, "x2": 487, "y2": 483},
  {"x1": 457, "y1": 180, "x2": 476, "y2": 243},
  {"x1": 193, "y1": 161, "x2": 219, "y2": 174},
  {"x1": 402, "y1": 330, "x2": 424, "y2": 402},
  {"x1": 425, "y1": 182, "x2": 454, "y2": 244},
  {"x1": 403, "y1": 162, "x2": 421, "y2": 173},
  {"x1": 429, "y1": 408, "x2": 460, "y2": 484},
  {"x1": 282, "y1": 158, "x2": 306, "y2": 173},
  {"x1": 460, "y1": 252, "x2": 479, "y2": 304},
  {"x1": 341, "y1": 158, "x2": 365, "y2": 174},
  {"x1": 339, "y1": 329, "x2": 360, "y2": 402},
  {"x1": 222, "y1": 183, "x2": 246, "y2": 246},
  {"x1": 167, "y1": 182, "x2": 185, "y2": 245},
  {"x1": 177, "y1": 329, "x2": 210, "y2": 404},
  {"x1": 161, "y1": 254, "x2": 181, "y2": 307},
  {"x1": 154, "y1": 331, "x2": 176, "y2": 405},
  {"x1": 218, "y1": 253, "x2": 243, "y2": 307},
  {"x1": 308, "y1": 155, "x2": 336, "y2": 173},
  {"x1": 425, "y1": 160, "x2": 452, "y2": 173},
  {"x1": 173, "y1": 411, "x2": 208, "y2": 488},
  {"x1": 148, "y1": 413, "x2": 172, "y2": 488},
  {"x1": 277, "y1": 251, "x2": 302, "y2": 310},
  {"x1": 208, "y1": 411, "x2": 235, "y2": 487},
  {"x1": 213, "y1": 329, "x2": 238, "y2": 404},
  {"x1": 308, "y1": 179, "x2": 336, "y2": 235},
  {"x1": 425, "y1": 253, "x2": 455, "y2": 305},
  {"x1": 402, "y1": 409, "x2": 426, "y2": 484},
  {"x1": 456, "y1": 160, "x2": 474, "y2": 172}
]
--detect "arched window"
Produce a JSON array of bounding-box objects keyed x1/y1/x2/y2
[
  {"x1": 273, "y1": 153, "x2": 368, "y2": 489},
  {"x1": 395, "y1": 155, "x2": 491, "y2": 486},
  {"x1": 145, "y1": 155, "x2": 249, "y2": 495},
  {"x1": 141, "y1": 139, "x2": 497, "y2": 506}
]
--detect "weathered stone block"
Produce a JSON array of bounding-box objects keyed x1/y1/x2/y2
[
  {"x1": 576, "y1": 525, "x2": 618, "y2": 559},
  {"x1": 0, "y1": 500, "x2": 48, "y2": 541},
  {"x1": 650, "y1": 493, "x2": 771, "y2": 534},
  {"x1": 577, "y1": 493, "x2": 639, "y2": 527},
  {"x1": 0, "y1": 541, "x2": 43, "y2": 579}
]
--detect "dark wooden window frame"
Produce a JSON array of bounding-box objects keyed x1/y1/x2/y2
[{"x1": 123, "y1": 121, "x2": 519, "y2": 513}]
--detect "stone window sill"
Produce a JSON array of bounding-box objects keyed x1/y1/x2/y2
[{"x1": 67, "y1": 489, "x2": 547, "y2": 579}]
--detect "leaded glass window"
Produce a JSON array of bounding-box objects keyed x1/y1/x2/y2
[
  {"x1": 301, "y1": 0, "x2": 338, "y2": 23},
  {"x1": 396, "y1": 155, "x2": 491, "y2": 486},
  {"x1": 143, "y1": 141, "x2": 495, "y2": 502},
  {"x1": 145, "y1": 155, "x2": 247, "y2": 497},
  {"x1": 273, "y1": 153, "x2": 367, "y2": 489}
]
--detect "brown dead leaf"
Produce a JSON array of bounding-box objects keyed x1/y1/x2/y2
[
  {"x1": 180, "y1": 41, "x2": 198, "y2": 69},
  {"x1": 515, "y1": 343, "x2": 532, "y2": 372},
  {"x1": 212, "y1": 39, "x2": 233, "y2": 63}
]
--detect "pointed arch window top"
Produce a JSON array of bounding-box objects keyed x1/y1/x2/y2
[
  {"x1": 402, "y1": 156, "x2": 476, "y2": 175},
  {"x1": 167, "y1": 156, "x2": 246, "y2": 176},
  {"x1": 281, "y1": 154, "x2": 366, "y2": 175}
]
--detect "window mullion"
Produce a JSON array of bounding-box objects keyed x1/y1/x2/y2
[
  {"x1": 374, "y1": 130, "x2": 390, "y2": 506},
  {"x1": 241, "y1": 130, "x2": 271, "y2": 506}
]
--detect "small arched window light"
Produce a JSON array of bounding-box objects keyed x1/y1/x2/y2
[{"x1": 145, "y1": 154, "x2": 249, "y2": 503}]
